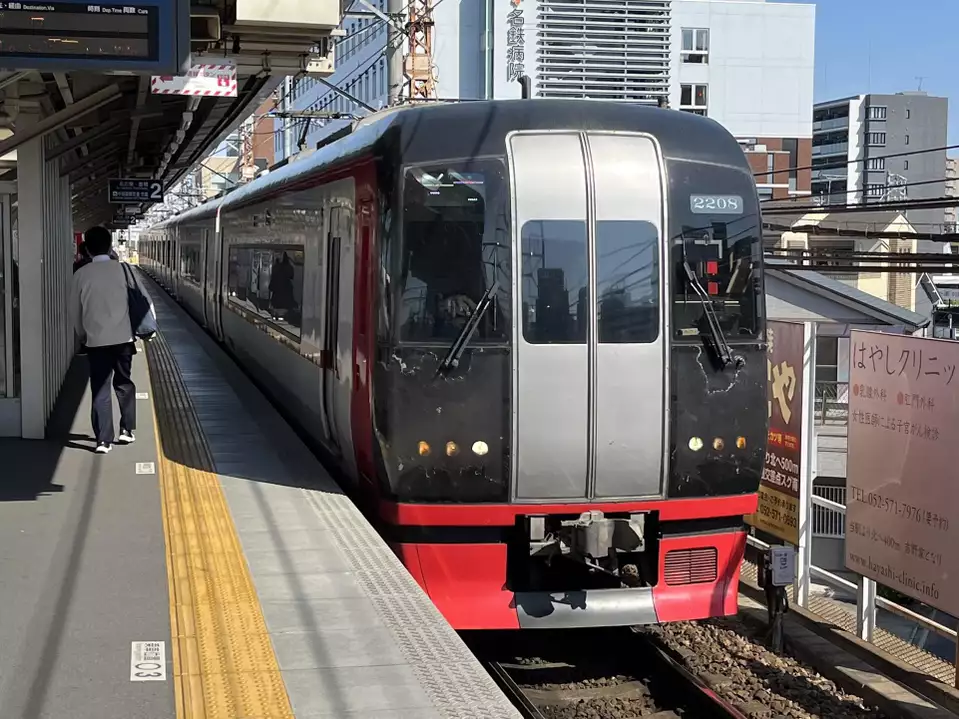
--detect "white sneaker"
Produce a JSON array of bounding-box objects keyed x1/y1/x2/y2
[
  {"x1": 118, "y1": 430, "x2": 136, "y2": 444},
  {"x1": 95, "y1": 443, "x2": 112, "y2": 454}
]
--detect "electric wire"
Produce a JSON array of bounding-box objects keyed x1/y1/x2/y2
[{"x1": 758, "y1": 141, "x2": 959, "y2": 178}]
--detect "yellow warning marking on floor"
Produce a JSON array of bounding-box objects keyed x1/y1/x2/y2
[{"x1": 147, "y1": 333, "x2": 295, "y2": 719}]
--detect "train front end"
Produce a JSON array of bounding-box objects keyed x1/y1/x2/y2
[{"x1": 371, "y1": 105, "x2": 767, "y2": 630}]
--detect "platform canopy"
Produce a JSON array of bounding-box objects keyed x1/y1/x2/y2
[{"x1": 0, "y1": 0, "x2": 341, "y2": 230}]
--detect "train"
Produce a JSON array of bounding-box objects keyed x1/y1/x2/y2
[{"x1": 138, "y1": 98, "x2": 768, "y2": 630}]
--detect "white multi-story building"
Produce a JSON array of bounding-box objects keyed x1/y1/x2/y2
[{"x1": 276, "y1": 0, "x2": 815, "y2": 200}]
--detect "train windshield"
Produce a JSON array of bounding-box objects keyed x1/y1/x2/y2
[
  {"x1": 396, "y1": 158, "x2": 511, "y2": 344},
  {"x1": 668, "y1": 159, "x2": 763, "y2": 341}
]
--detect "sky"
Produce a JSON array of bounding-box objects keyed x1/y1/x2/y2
[{"x1": 773, "y1": 0, "x2": 959, "y2": 145}]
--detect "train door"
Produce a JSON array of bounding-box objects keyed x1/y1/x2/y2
[
  {"x1": 508, "y1": 132, "x2": 667, "y2": 502},
  {"x1": 351, "y1": 196, "x2": 376, "y2": 486},
  {"x1": 321, "y1": 204, "x2": 355, "y2": 469},
  {"x1": 210, "y1": 210, "x2": 225, "y2": 340},
  {"x1": 200, "y1": 229, "x2": 210, "y2": 327}
]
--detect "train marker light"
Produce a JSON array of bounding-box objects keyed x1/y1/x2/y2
[
  {"x1": 688, "y1": 437, "x2": 703, "y2": 451},
  {"x1": 713, "y1": 437, "x2": 725, "y2": 451},
  {"x1": 736, "y1": 436, "x2": 747, "y2": 449},
  {"x1": 472, "y1": 441, "x2": 489, "y2": 456},
  {"x1": 418, "y1": 441, "x2": 431, "y2": 456},
  {"x1": 445, "y1": 441, "x2": 459, "y2": 457}
]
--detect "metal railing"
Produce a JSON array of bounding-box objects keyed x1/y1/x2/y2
[
  {"x1": 811, "y1": 484, "x2": 846, "y2": 538},
  {"x1": 811, "y1": 142, "x2": 849, "y2": 157},
  {"x1": 747, "y1": 494, "x2": 957, "y2": 648},
  {"x1": 815, "y1": 380, "x2": 848, "y2": 426}
]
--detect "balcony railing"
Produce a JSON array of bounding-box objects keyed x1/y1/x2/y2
[
  {"x1": 812, "y1": 117, "x2": 849, "y2": 133},
  {"x1": 811, "y1": 142, "x2": 849, "y2": 157}
]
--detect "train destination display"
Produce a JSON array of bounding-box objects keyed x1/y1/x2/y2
[
  {"x1": 745, "y1": 320, "x2": 804, "y2": 545},
  {"x1": 846, "y1": 330, "x2": 959, "y2": 615},
  {"x1": 0, "y1": 1, "x2": 188, "y2": 74}
]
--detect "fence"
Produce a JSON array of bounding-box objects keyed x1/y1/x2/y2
[
  {"x1": 811, "y1": 483, "x2": 845, "y2": 538},
  {"x1": 814, "y1": 380, "x2": 848, "y2": 426},
  {"x1": 746, "y1": 488, "x2": 958, "y2": 683}
]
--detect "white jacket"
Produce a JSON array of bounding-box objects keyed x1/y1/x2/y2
[{"x1": 70, "y1": 257, "x2": 156, "y2": 348}]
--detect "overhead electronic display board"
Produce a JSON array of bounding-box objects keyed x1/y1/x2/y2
[{"x1": 0, "y1": 0, "x2": 189, "y2": 74}]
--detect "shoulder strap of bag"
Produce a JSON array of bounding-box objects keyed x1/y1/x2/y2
[{"x1": 120, "y1": 262, "x2": 136, "y2": 289}]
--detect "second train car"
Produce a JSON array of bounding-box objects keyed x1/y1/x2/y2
[{"x1": 139, "y1": 99, "x2": 767, "y2": 630}]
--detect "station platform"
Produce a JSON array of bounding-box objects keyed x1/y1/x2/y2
[{"x1": 0, "y1": 274, "x2": 520, "y2": 719}]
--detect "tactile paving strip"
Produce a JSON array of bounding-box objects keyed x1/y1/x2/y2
[
  {"x1": 303, "y1": 487, "x2": 524, "y2": 719},
  {"x1": 148, "y1": 332, "x2": 296, "y2": 719},
  {"x1": 740, "y1": 559, "x2": 955, "y2": 684}
]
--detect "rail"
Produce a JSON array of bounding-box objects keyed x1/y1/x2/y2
[{"x1": 478, "y1": 630, "x2": 747, "y2": 719}]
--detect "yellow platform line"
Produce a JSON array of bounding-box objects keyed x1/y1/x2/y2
[{"x1": 146, "y1": 333, "x2": 295, "y2": 719}]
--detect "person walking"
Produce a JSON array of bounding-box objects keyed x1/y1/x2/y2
[{"x1": 70, "y1": 226, "x2": 157, "y2": 454}]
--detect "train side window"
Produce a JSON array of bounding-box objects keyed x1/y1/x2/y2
[
  {"x1": 397, "y1": 160, "x2": 510, "y2": 344},
  {"x1": 180, "y1": 244, "x2": 202, "y2": 285},
  {"x1": 520, "y1": 220, "x2": 589, "y2": 344},
  {"x1": 596, "y1": 220, "x2": 659, "y2": 344},
  {"x1": 227, "y1": 245, "x2": 305, "y2": 336}
]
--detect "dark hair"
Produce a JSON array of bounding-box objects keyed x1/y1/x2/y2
[{"x1": 84, "y1": 226, "x2": 112, "y2": 256}]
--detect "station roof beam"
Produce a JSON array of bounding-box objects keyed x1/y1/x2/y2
[{"x1": 0, "y1": 0, "x2": 343, "y2": 229}]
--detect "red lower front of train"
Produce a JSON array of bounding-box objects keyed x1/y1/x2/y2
[{"x1": 379, "y1": 494, "x2": 756, "y2": 630}]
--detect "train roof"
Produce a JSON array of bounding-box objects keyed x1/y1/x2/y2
[{"x1": 158, "y1": 99, "x2": 748, "y2": 229}]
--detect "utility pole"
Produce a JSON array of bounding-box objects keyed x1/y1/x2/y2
[
  {"x1": 387, "y1": 0, "x2": 406, "y2": 106},
  {"x1": 281, "y1": 78, "x2": 294, "y2": 160}
]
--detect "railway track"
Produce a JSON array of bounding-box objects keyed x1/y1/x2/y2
[{"x1": 469, "y1": 627, "x2": 747, "y2": 719}]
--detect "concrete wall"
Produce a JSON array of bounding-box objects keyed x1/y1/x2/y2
[{"x1": 670, "y1": 0, "x2": 815, "y2": 140}]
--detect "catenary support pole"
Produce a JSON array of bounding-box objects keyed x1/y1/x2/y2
[{"x1": 387, "y1": 0, "x2": 406, "y2": 106}]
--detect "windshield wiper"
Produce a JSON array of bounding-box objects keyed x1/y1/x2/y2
[
  {"x1": 681, "y1": 260, "x2": 735, "y2": 369},
  {"x1": 437, "y1": 280, "x2": 499, "y2": 375}
]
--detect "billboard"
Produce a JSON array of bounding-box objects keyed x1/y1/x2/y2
[
  {"x1": 745, "y1": 321, "x2": 805, "y2": 545},
  {"x1": 846, "y1": 330, "x2": 959, "y2": 614}
]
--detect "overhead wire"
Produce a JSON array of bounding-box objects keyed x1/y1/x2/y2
[
  {"x1": 762, "y1": 195, "x2": 959, "y2": 216},
  {"x1": 758, "y1": 142, "x2": 959, "y2": 178},
  {"x1": 761, "y1": 175, "x2": 957, "y2": 205}
]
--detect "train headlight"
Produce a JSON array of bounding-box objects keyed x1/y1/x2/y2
[
  {"x1": 688, "y1": 436, "x2": 703, "y2": 452},
  {"x1": 472, "y1": 441, "x2": 489, "y2": 456},
  {"x1": 445, "y1": 441, "x2": 459, "y2": 457},
  {"x1": 417, "y1": 441, "x2": 431, "y2": 456},
  {"x1": 736, "y1": 436, "x2": 747, "y2": 449},
  {"x1": 713, "y1": 437, "x2": 725, "y2": 451}
]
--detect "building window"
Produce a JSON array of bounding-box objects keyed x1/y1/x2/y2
[
  {"x1": 904, "y1": 160, "x2": 909, "y2": 170},
  {"x1": 867, "y1": 132, "x2": 886, "y2": 146},
  {"x1": 868, "y1": 106, "x2": 887, "y2": 120},
  {"x1": 866, "y1": 184, "x2": 884, "y2": 198},
  {"x1": 904, "y1": 134, "x2": 910, "y2": 145},
  {"x1": 906, "y1": 108, "x2": 911, "y2": 119},
  {"x1": 866, "y1": 157, "x2": 886, "y2": 171},
  {"x1": 681, "y1": 28, "x2": 709, "y2": 64},
  {"x1": 680, "y1": 84, "x2": 708, "y2": 116}
]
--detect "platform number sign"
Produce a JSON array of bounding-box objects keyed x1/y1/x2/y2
[
  {"x1": 109, "y1": 179, "x2": 164, "y2": 204},
  {"x1": 130, "y1": 641, "x2": 166, "y2": 681}
]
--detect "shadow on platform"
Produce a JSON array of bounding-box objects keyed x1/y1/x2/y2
[{"x1": 0, "y1": 357, "x2": 89, "y2": 502}]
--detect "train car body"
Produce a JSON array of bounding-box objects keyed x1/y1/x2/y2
[{"x1": 140, "y1": 99, "x2": 768, "y2": 630}]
